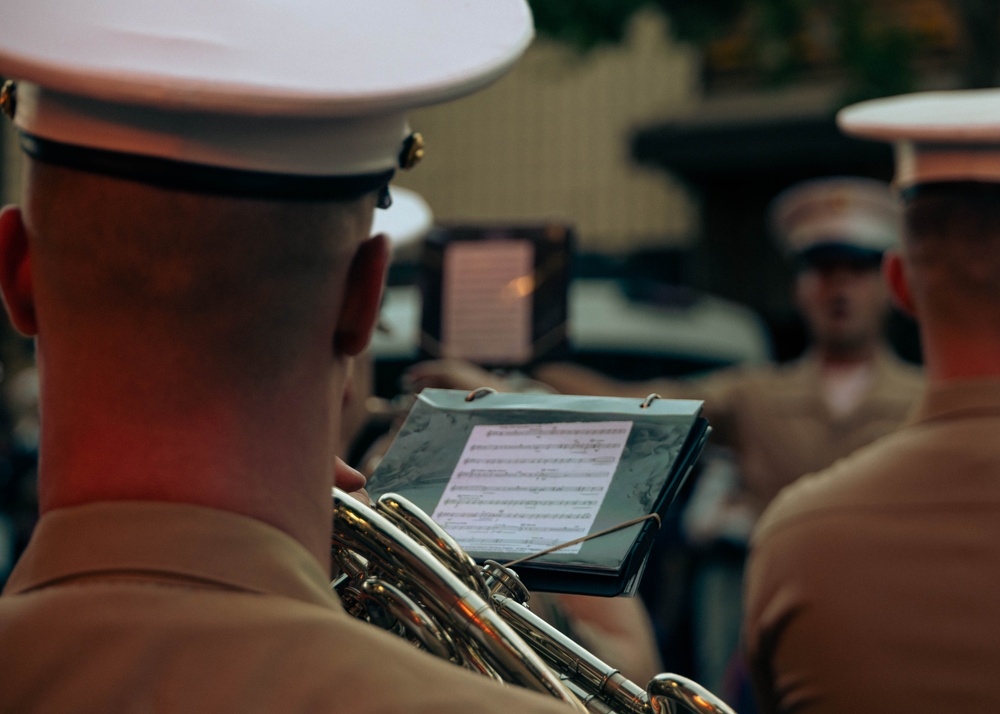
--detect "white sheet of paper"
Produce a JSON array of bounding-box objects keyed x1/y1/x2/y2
[
  {"x1": 431, "y1": 421, "x2": 633, "y2": 554},
  {"x1": 441, "y1": 239, "x2": 534, "y2": 363}
]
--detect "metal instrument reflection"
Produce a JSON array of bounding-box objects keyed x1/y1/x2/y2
[{"x1": 332, "y1": 489, "x2": 736, "y2": 714}]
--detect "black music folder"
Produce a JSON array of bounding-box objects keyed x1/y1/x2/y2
[
  {"x1": 419, "y1": 224, "x2": 572, "y2": 367},
  {"x1": 364, "y1": 388, "x2": 709, "y2": 597}
]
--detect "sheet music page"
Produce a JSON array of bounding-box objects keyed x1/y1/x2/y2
[
  {"x1": 441, "y1": 238, "x2": 534, "y2": 363},
  {"x1": 431, "y1": 421, "x2": 632, "y2": 554}
]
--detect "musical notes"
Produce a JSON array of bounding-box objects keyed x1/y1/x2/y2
[
  {"x1": 431, "y1": 421, "x2": 632, "y2": 554},
  {"x1": 441, "y1": 238, "x2": 535, "y2": 363}
]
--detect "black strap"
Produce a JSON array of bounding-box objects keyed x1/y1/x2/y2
[
  {"x1": 899, "y1": 180, "x2": 1000, "y2": 204},
  {"x1": 20, "y1": 132, "x2": 394, "y2": 205}
]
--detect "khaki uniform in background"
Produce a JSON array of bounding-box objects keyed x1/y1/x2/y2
[
  {"x1": 678, "y1": 347, "x2": 922, "y2": 518},
  {"x1": 744, "y1": 379, "x2": 1000, "y2": 713},
  {"x1": 674, "y1": 347, "x2": 921, "y2": 697},
  {"x1": 0, "y1": 502, "x2": 573, "y2": 714}
]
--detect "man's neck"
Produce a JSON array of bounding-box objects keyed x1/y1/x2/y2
[
  {"x1": 815, "y1": 342, "x2": 880, "y2": 369},
  {"x1": 35, "y1": 353, "x2": 342, "y2": 575},
  {"x1": 922, "y1": 325, "x2": 1000, "y2": 383}
]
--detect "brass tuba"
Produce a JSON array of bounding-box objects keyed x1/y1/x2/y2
[{"x1": 331, "y1": 488, "x2": 736, "y2": 714}]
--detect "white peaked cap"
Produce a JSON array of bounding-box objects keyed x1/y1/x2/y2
[
  {"x1": 373, "y1": 187, "x2": 434, "y2": 253},
  {"x1": 838, "y1": 89, "x2": 1000, "y2": 189},
  {"x1": 771, "y1": 176, "x2": 900, "y2": 258},
  {"x1": 0, "y1": 0, "x2": 533, "y2": 199}
]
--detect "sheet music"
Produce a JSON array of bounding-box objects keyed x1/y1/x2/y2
[
  {"x1": 441, "y1": 238, "x2": 534, "y2": 363},
  {"x1": 431, "y1": 421, "x2": 632, "y2": 554}
]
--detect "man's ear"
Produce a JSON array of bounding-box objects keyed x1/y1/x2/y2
[
  {"x1": 0, "y1": 206, "x2": 37, "y2": 336},
  {"x1": 883, "y1": 250, "x2": 916, "y2": 317},
  {"x1": 334, "y1": 233, "x2": 390, "y2": 357}
]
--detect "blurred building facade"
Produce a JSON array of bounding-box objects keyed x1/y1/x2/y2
[{"x1": 394, "y1": 11, "x2": 701, "y2": 257}]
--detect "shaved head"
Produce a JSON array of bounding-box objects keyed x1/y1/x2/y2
[
  {"x1": 903, "y1": 183, "x2": 1000, "y2": 329},
  {"x1": 23, "y1": 160, "x2": 377, "y2": 387}
]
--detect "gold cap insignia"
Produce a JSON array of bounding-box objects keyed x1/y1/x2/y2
[
  {"x1": 0, "y1": 81, "x2": 16, "y2": 121},
  {"x1": 399, "y1": 132, "x2": 425, "y2": 170}
]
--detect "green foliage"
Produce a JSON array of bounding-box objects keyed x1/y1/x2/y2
[
  {"x1": 528, "y1": 0, "x2": 744, "y2": 50},
  {"x1": 648, "y1": 0, "x2": 747, "y2": 42},
  {"x1": 527, "y1": 0, "x2": 939, "y2": 103},
  {"x1": 835, "y1": 0, "x2": 918, "y2": 102},
  {"x1": 528, "y1": 0, "x2": 651, "y2": 51}
]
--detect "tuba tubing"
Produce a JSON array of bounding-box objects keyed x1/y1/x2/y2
[
  {"x1": 333, "y1": 488, "x2": 588, "y2": 712},
  {"x1": 493, "y1": 593, "x2": 648, "y2": 714},
  {"x1": 332, "y1": 488, "x2": 735, "y2": 714}
]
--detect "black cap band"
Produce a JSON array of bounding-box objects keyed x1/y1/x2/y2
[
  {"x1": 796, "y1": 243, "x2": 884, "y2": 270},
  {"x1": 898, "y1": 180, "x2": 1000, "y2": 205},
  {"x1": 20, "y1": 132, "x2": 395, "y2": 205}
]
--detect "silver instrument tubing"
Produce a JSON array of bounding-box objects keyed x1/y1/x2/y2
[{"x1": 331, "y1": 488, "x2": 736, "y2": 714}]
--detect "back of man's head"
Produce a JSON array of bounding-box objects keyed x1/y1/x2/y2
[
  {"x1": 0, "y1": 1, "x2": 535, "y2": 535},
  {"x1": 25, "y1": 160, "x2": 373, "y2": 387},
  {"x1": 901, "y1": 182, "x2": 1000, "y2": 325},
  {"x1": 840, "y1": 89, "x2": 1000, "y2": 377},
  {"x1": 0, "y1": 0, "x2": 534, "y2": 392}
]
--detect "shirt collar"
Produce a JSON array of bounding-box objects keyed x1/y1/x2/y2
[{"x1": 4, "y1": 501, "x2": 339, "y2": 610}]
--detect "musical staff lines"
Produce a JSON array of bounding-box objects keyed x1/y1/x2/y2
[{"x1": 431, "y1": 420, "x2": 632, "y2": 554}]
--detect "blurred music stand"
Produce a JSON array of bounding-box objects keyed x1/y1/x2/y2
[{"x1": 419, "y1": 224, "x2": 573, "y2": 368}]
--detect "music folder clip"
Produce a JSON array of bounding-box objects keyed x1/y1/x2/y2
[{"x1": 364, "y1": 388, "x2": 710, "y2": 597}]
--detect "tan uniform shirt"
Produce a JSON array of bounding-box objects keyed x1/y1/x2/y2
[
  {"x1": 0, "y1": 501, "x2": 575, "y2": 714},
  {"x1": 744, "y1": 378, "x2": 1000, "y2": 713},
  {"x1": 674, "y1": 349, "x2": 922, "y2": 516}
]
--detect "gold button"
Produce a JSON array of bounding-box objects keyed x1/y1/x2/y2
[
  {"x1": 0, "y1": 81, "x2": 16, "y2": 121},
  {"x1": 399, "y1": 132, "x2": 425, "y2": 170}
]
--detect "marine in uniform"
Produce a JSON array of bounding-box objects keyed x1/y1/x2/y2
[
  {"x1": 744, "y1": 90, "x2": 1000, "y2": 712},
  {"x1": 0, "y1": 1, "x2": 580, "y2": 712},
  {"x1": 404, "y1": 176, "x2": 924, "y2": 696},
  {"x1": 414, "y1": 177, "x2": 923, "y2": 526}
]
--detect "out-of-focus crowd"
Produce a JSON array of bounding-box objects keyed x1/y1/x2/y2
[{"x1": 0, "y1": 334, "x2": 38, "y2": 589}]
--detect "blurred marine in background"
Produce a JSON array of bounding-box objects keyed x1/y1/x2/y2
[
  {"x1": 408, "y1": 175, "x2": 924, "y2": 698},
  {"x1": 745, "y1": 88, "x2": 1000, "y2": 714}
]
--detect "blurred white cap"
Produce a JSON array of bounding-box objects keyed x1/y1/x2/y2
[
  {"x1": 0, "y1": 0, "x2": 533, "y2": 202},
  {"x1": 373, "y1": 186, "x2": 433, "y2": 258},
  {"x1": 770, "y1": 176, "x2": 899, "y2": 265},
  {"x1": 838, "y1": 89, "x2": 1000, "y2": 189}
]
